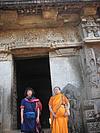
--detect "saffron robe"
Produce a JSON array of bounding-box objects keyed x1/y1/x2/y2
[{"x1": 49, "y1": 93, "x2": 69, "y2": 133}]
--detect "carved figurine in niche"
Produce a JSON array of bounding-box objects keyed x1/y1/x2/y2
[
  {"x1": 93, "y1": 26, "x2": 100, "y2": 37},
  {"x1": 85, "y1": 48, "x2": 98, "y2": 88},
  {"x1": 97, "y1": 57, "x2": 100, "y2": 73},
  {"x1": 85, "y1": 61, "x2": 98, "y2": 88},
  {"x1": 83, "y1": 17, "x2": 100, "y2": 38},
  {"x1": 86, "y1": 48, "x2": 96, "y2": 64},
  {"x1": 85, "y1": 26, "x2": 94, "y2": 38},
  {"x1": 89, "y1": 59, "x2": 98, "y2": 88},
  {"x1": 62, "y1": 84, "x2": 82, "y2": 133}
]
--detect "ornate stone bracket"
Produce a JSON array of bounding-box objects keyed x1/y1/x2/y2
[{"x1": 81, "y1": 16, "x2": 100, "y2": 42}]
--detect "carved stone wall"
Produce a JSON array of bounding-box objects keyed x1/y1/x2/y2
[
  {"x1": 81, "y1": 47, "x2": 100, "y2": 133},
  {"x1": 0, "y1": 15, "x2": 100, "y2": 132},
  {"x1": 0, "y1": 27, "x2": 82, "y2": 52},
  {"x1": 81, "y1": 16, "x2": 100, "y2": 42}
]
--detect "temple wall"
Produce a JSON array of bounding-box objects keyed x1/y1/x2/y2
[
  {"x1": 0, "y1": 26, "x2": 82, "y2": 52},
  {"x1": 0, "y1": 15, "x2": 100, "y2": 132}
]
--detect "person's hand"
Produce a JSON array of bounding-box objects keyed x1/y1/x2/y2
[
  {"x1": 36, "y1": 117, "x2": 40, "y2": 123},
  {"x1": 64, "y1": 112, "x2": 68, "y2": 117},
  {"x1": 21, "y1": 119, "x2": 24, "y2": 124},
  {"x1": 53, "y1": 112, "x2": 56, "y2": 118}
]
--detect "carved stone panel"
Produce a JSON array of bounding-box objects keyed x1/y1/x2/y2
[
  {"x1": 0, "y1": 27, "x2": 82, "y2": 51},
  {"x1": 87, "y1": 122, "x2": 100, "y2": 133},
  {"x1": 83, "y1": 99, "x2": 100, "y2": 133},
  {"x1": 81, "y1": 17, "x2": 100, "y2": 42},
  {"x1": 81, "y1": 47, "x2": 100, "y2": 133},
  {"x1": 84, "y1": 48, "x2": 99, "y2": 98}
]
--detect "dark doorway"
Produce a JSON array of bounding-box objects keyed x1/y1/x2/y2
[{"x1": 15, "y1": 56, "x2": 52, "y2": 129}]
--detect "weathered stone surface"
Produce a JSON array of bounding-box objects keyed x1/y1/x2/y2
[
  {"x1": 0, "y1": 10, "x2": 18, "y2": 24},
  {"x1": 0, "y1": 54, "x2": 13, "y2": 132},
  {"x1": 0, "y1": 27, "x2": 82, "y2": 52},
  {"x1": 83, "y1": 7, "x2": 97, "y2": 16},
  {"x1": 58, "y1": 13, "x2": 80, "y2": 23},
  {"x1": 49, "y1": 50, "x2": 84, "y2": 132},
  {"x1": 42, "y1": 9, "x2": 58, "y2": 20},
  {"x1": 81, "y1": 46, "x2": 100, "y2": 133},
  {"x1": 17, "y1": 15, "x2": 43, "y2": 25},
  {"x1": 0, "y1": 3, "x2": 100, "y2": 133},
  {"x1": 81, "y1": 16, "x2": 100, "y2": 42}
]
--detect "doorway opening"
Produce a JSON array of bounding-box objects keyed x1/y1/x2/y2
[{"x1": 15, "y1": 55, "x2": 52, "y2": 129}]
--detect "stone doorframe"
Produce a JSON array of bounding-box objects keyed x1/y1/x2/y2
[
  {"x1": 0, "y1": 47, "x2": 83, "y2": 132},
  {"x1": 0, "y1": 53, "x2": 13, "y2": 132}
]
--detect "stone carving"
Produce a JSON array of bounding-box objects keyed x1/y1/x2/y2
[
  {"x1": 85, "y1": 110, "x2": 95, "y2": 120},
  {"x1": 92, "y1": 48, "x2": 100, "y2": 96},
  {"x1": 0, "y1": 53, "x2": 12, "y2": 61},
  {"x1": 87, "y1": 122, "x2": 100, "y2": 133},
  {"x1": 96, "y1": 57, "x2": 100, "y2": 86},
  {"x1": 83, "y1": 99, "x2": 100, "y2": 133},
  {"x1": 84, "y1": 47, "x2": 100, "y2": 98},
  {"x1": 84, "y1": 100, "x2": 94, "y2": 108},
  {"x1": 81, "y1": 47, "x2": 100, "y2": 133},
  {"x1": 85, "y1": 48, "x2": 98, "y2": 89},
  {"x1": 62, "y1": 83, "x2": 82, "y2": 133},
  {"x1": 82, "y1": 17, "x2": 100, "y2": 40},
  {"x1": 0, "y1": 28, "x2": 82, "y2": 51}
]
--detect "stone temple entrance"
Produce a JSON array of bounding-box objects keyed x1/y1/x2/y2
[
  {"x1": 10, "y1": 50, "x2": 85, "y2": 133},
  {"x1": 14, "y1": 55, "x2": 52, "y2": 129}
]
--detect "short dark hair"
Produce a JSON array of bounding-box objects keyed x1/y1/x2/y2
[
  {"x1": 53, "y1": 86, "x2": 61, "y2": 91},
  {"x1": 24, "y1": 87, "x2": 35, "y2": 97}
]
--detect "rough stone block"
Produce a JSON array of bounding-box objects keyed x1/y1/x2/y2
[
  {"x1": 42, "y1": 9, "x2": 58, "y2": 20},
  {"x1": 0, "y1": 10, "x2": 17, "y2": 23},
  {"x1": 83, "y1": 7, "x2": 97, "y2": 16}
]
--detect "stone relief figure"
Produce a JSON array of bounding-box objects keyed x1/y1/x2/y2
[
  {"x1": 85, "y1": 48, "x2": 98, "y2": 88},
  {"x1": 62, "y1": 83, "x2": 82, "y2": 133},
  {"x1": 93, "y1": 26, "x2": 100, "y2": 37},
  {"x1": 85, "y1": 26, "x2": 94, "y2": 38},
  {"x1": 82, "y1": 17, "x2": 100, "y2": 39},
  {"x1": 96, "y1": 57, "x2": 100, "y2": 86}
]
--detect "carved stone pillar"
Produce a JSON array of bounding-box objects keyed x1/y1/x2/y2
[
  {"x1": 0, "y1": 53, "x2": 13, "y2": 132},
  {"x1": 81, "y1": 47, "x2": 100, "y2": 133}
]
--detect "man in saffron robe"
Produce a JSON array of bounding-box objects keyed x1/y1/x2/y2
[{"x1": 49, "y1": 86, "x2": 70, "y2": 133}]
